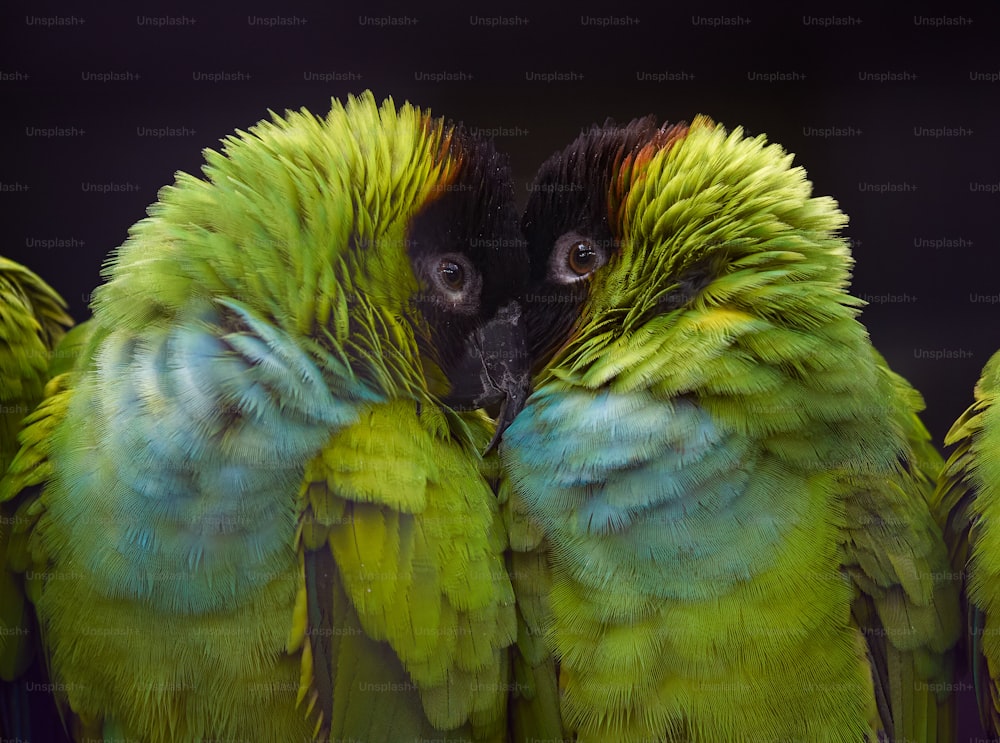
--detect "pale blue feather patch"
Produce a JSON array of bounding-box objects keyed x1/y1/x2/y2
[
  {"x1": 51, "y1": 303, "x2": 379, "y2": 615},
  {"x1": 503, "y1": 387, "x2": 796, "y2": 600}
]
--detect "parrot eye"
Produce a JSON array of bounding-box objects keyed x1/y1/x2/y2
[
  {"x1": 568, "y1": 241, "x2": 598, "y2": 275},
  {"x1": 438, "y1": 259, "x2": 465, "y2": 290},
  {"x1": 422, "y1": 252, "x2": 482, "y2": 314},
  {"x1": 550, "y1": 231, "x2": 609, "y2": 284}
]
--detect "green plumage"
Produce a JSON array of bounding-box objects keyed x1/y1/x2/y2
[
  {"x1": 935, "y1": 350, "x2": 1000, "y2": 735},
  {"x1": 503, "y1": 116, "x2": 960, "y2": 741},
  {"x1": 0, "y1": 257, "x2": 73, "y2": 676},
  {"x1": 0, "y1": 257, "x2": 72, "y2": 740},
  {"x1": 0, "y1": 93, "x2": 528, "y2": 742},
  {"x1": 0, "y1": 257, "x2": 72, "y2": 477}
]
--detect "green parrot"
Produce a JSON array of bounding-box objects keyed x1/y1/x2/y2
[
  {"x1": 0, "y1": 257, "x2": 73, "y2": 740},
  {"x1": 500, "y1": 115, "x2": 960, "y2": 742},
  {"x1": 0, "y1": 92, "x2": 533, "y2": 742},
  {"x1": 935, "y1": 350, "x2": 1000, "y2": 735}
]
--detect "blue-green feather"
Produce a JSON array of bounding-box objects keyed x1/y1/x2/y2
[
  {"x1": 52, "y1": 301, "x2": 381, "y2": 616},
  {"x1": 503, "y1": 387, "x2": 795, "y2": 603}
]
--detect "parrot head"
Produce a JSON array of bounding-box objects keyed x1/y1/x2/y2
[
  {"x1": 519, "y1": 114, "x2": 858, "y2": 397},
  {"x1": 94, "y1": 93, "x2": 530, "y2": 433}
]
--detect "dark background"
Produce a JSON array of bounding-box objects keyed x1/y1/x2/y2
[{"x1": 2, "y1": 2, "x2": 996, "y2": 739}]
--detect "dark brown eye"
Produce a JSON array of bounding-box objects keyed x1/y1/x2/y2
[
  {"x1": 567, "y1": 240, "x2": 598, "y2": 275},
  {"x1": 438, "y1": 259, "x2": 465, "y2": 290},
  {"x1": 424, "y1": 253, "x2": 481, "y2": 315},
  {"x1": 549, "y1": 231, "x2": 609, "y2": 285}
]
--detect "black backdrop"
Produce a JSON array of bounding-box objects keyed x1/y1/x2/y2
[{"x1": 2, "y1": 2, "x2": 996, "y2": 739}]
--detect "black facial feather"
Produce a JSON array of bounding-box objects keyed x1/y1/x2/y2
[
  {"x1": 520, "y1": 117, "x2": 660, "y2": 369},
  {"x1": 407, "y1": 127, "x2": 528, "y2": 409}
]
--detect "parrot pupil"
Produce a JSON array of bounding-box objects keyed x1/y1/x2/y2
[{"x1": 569, "y1": 242, "x2": 597, "y2": 274}]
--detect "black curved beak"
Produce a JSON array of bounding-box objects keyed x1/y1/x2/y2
[
  {"x1": 479, "y1": 301, "x2": 530, "y2": 453},
  {"x1": 443, "y1": 300, "x2": 531, "y2": 454}
]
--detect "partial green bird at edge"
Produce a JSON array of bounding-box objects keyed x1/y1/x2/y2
[
  {"x1": 933, "y1": 349, "x2": 1000, "y2": 737},
  {"x1": 0, "y1": 256, "x2": 74, "y2": 742}
]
